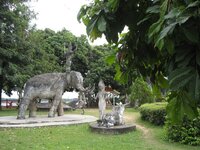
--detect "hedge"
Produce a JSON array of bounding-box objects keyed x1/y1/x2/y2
[
  {"x1": 166, "y1": 116, "x2": 200, "y2": 146},
  {"x1": 139, "y1": 102, "x2": 167, "y2": 126}
]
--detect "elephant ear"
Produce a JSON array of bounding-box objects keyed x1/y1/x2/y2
[
  {"x1": 50, "y1": 76, "x2": 64, "y2": 90},
  {"x1": 69, "y1": 71, "x2": 84, "y2": 90}
]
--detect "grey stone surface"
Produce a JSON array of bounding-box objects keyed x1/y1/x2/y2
[
  {"x1": 0, "y1": 115, "x2": 97, "y2": 128},
  {"x1": 17, "y1": 71, "x2": 88, "y2": 119},
  {"x1": 96, "y1": 79, "x2": 107, "y2": 120},
  {"x1": 99, "y1": 102, "x2": 130, "y2": 127},
  {"x1": 89, "y1": 123, "x2": 136, "y2": 134}
]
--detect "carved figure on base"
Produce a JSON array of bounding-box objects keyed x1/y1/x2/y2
[
  {"x1": 96, "y1": 80, "x2": 107, "y2": 120},
  {"x1": 98, "y1": 102, "x2": 130, "y2": 127}
]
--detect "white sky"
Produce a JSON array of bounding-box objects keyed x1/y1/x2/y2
[{"x1": 27, "y1": 0, "x2": 107, "y2": 45}]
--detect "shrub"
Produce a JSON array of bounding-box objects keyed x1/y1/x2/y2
[
  {"x1": 166, "y1": 116, "x2": 200, "y2": 146},
  {"x1": 139, "y1": 102, "x2": 167, "y2": 125},
  {"x1": 129, "y1": 77, "x2": 154, "y2": 107}
]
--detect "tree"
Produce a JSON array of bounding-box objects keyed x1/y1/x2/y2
[
  {"x1": 83, "y1": 44, "x2": 124, "y2": 107},
  {"x1": 72, "y1": 35, "x2": 91, "y2": 76},
  {"x1": 85, "y1": 44, "x2": 124, "y2": 92},
  {"x1": 129, "y1": 77, "x2": 154, "y2": 107},
  {"x1": 0, "y1": 0, "x2": 35, "y2": 109},
  {"x1": 147, "y1": 0, "x2": 200, "y2": 123},
  {"x1": 78, "y1": 0, "x2": 164, "y2": 86},
  {"x1": 78, "y1": 0, "x2": 200, "y2": 124}
]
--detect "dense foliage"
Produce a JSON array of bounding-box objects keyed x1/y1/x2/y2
[
  {"x1": 84, "y1": 45, "x2": 124, "y2": 92},
  {"x1": 148, "y1": 0, "x2": 200, "y2": 125},
  {"x1": 0, "y1": 0, "x2": 34, "y2": 109},
  {"x1": 78, "y1": 0, "x2": 200, "y2": 124},
  {"x1": 0, "y1": 0, "x2": 122, "y2": 109},
  {"x1": 166, "y1": 116, "x2": 200, "y2": 146},
  {"x1": 129, "y1": 77, "x2": 154, "y2": 107},
  {"x1": 139, "y1": 102, "x2": 167, "y2": 126}
]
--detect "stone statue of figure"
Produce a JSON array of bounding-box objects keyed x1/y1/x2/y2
[
  {"x1": 65, "y1": 43, "x2": 77, "y2": 73},
  {"x1": 98, "y1": 102, "x2": 130, "y2": 127},
  {"x1": 96, "y1": 79, "x2": 107, "y2": 120}
]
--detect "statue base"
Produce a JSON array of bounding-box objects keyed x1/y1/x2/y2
[
  {"x1": 89, "y1": 123, "x2": 136, "y2": 134},
  {"x1": 0, "y1": 115, "x2": 97, "y2": 128}
]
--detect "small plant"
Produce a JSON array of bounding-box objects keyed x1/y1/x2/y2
[
  {"x1": 129, "y1": 77, "x2": 154, "y2": 107},
  {"x1": 166, "y1": 116, "x2": 200, "y2": 146},
  {"x1": 139, "y1": 102, "x2": 167, "y2": 125}
]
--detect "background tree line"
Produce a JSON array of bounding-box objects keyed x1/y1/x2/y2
[{"x1": 0, "y1": 0, "x2": 124, "y2": 109}]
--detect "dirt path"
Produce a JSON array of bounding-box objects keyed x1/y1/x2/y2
[
  {"x1": 86, "y1": 109, "x2": 199, "y2": 150},
  {"x1": 124, "y1": 113, "x2": 151, "y2": 138},
  {"x1": 124, "y1": 112, "x2": 193, "y2": 150}
]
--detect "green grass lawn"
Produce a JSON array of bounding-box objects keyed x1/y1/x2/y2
[{"x1": 0, "y1": 108, "x2": 200, "y2": 150}]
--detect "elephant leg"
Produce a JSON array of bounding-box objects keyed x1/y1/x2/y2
[
  {"x1": 17, "y1": 98, "x2": 30, "y2": 119},
  {"x1": 57, "y1": 101, "x2": 64, "y2": 116},
  {"x1": 29, "y1": 100, "x2": 37, "y2": 118},
  {"x1": 48, "y1": 96, "x2": 61, "y2": 117},
  {"x1": 78, "y1": 92, "x2": 86, "y2": 115},
  {"x1": 81, "y1": 108, "x2": 85, "y2": 115}
]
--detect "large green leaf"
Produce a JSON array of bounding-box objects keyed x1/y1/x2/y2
[
  {"x1": 156, "y1": 73, "x2": 169, "y2": 88},
  {"x1": 137, "y1": 16, "x2": 150, "y2": 26},
  {"x1": 194, "y1": 71, "x2": 200, "y2": 101},
  {"x1": 164, "y1": 8, "x2": 180, "y2": 19},
  {"x1": 176, "y1": 16, "x2": 190, "y2": 25},
  {"x1": 196, "y1": 50, "x2": 200, "y2": 66},
  {"x1": 175, "y1": 49, "x2": 191, "y2": 63},
  {"x1": 105, "y1": 53, "x2": 116, "y2": 65},
  {"x1": 148, "y1": 19, "x2": 163, "y2": 39},
  {"x1": 108, "y1": 0, "x2": 120, "y2": 12},
  {"x1": 97, "y1": 15, "x2": 107, "y2": 32},
  {"x1": 155, "y1": 38, "x2": 164, "y2": 50},
  {"x1": 171, "y1": 73, "x2": 194, "y2": 90},
  {"x1": 152, "y1": 84, "x2": 162, "y2": 99},
  {"x1": 169, "y1": 67, "x2": 194, "y2": 90},
  {"x1": 86, "y1": 15, "x2": 103, "y2": 41},
  {"x1": 160, "y1": 0, "x2": 169, "y2": 17},
  {"x1": 167, "y1": 91, "x2": 198, "y2": 124},
  {"x1": 86, "y1": 16, "x2": 99, "y2": 36},
  {"x1": 183, "y1": 27, "x2": 199, "y2": 43},
  {"x1": 77, "y1": 5, "x2": 88, "y2": 23},
  {"x1": 146, "y1": 5, "x2": 160, "y2": 14},
  {"x1": 114, "y1": 63, "x2": 122, "y2": 81},
  {"x1": 165, "y1": 38, "x2": 174, "y2": 54},
  {"x1": 156, "y1": 23, "x2": 176, "y2": 43},
  {"x1": 187, "y1": 1, "x2": 200, "y2": 8},
  {"x1": 177, "y1": 53, "x2": 194, "y2": 68}
]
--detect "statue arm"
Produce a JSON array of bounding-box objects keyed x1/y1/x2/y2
[{"x1": 95, "y1": 92, "x2": 99, "y2": 100}]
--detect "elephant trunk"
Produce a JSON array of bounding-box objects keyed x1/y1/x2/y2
[{"x1": 76, "y1": 83, "x2": 86, "y2": 92}]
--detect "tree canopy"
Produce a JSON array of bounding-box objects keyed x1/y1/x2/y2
[
  {"x1": 0, "y1": 0, "x2": 121, "y2": 109},
  {"x1": 0, "y1": 0, "x2": 35, "y2": 109},
  {"x1": 78, "y1": 0, "x2": 200, "y2": 124}
]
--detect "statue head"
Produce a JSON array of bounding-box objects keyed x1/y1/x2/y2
[{"x1": 98, "y1": 79, "x2": 105, "y2": 91}]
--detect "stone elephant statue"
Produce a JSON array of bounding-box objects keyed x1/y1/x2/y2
[{"x1": 17, "y1": 71, "x2": 88, "y2": 119}]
